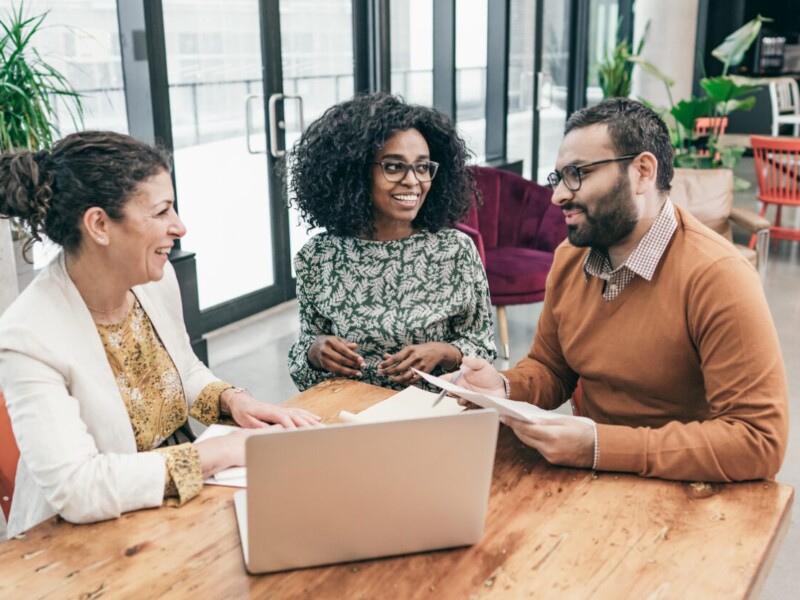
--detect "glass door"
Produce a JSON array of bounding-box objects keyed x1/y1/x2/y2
[
  {"x1": 162, "y1": 0, "x2": 276, "y2": 323},
  {"x1": 279, "y1": 0, "x2": 355, "y2": 265},
  {"x1": 160, "y1": 0, "x2": 355, "y2": 331}
]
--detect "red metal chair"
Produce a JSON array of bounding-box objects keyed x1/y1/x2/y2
[
  {"x1": 0, "y1": 392, "x2": 19, "y2": 521},
  {"x1": 693, "y1": 117, "x2": 728, "y2": 158},
  {"x1": 458, "y1": 166, "x2": 567, "y2": 359},
  {"x1": 749, "y1": 135, "x2": 800, "y2": 247}
]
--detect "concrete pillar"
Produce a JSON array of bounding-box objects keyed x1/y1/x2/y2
[
  {"x1": 0, "y1": 220, "x2": 18, "y2": 315},
  {"x1": 631, "y1": 0, "x2": 699, "y2": 110}
]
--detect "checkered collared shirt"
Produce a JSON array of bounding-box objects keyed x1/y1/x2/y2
[{"x1": 583, "y1": 199, "x2": 677, "y2": 301}]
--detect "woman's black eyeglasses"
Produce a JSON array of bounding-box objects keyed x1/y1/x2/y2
[
  {"x1": 547, "y1": 154, "x2": 638, "y2": 192},
  {"x1": 374, "y1": 160, "x2": 440, "y2": 183}
]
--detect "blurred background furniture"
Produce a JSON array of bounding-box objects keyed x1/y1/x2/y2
[
  {"x1": 0, "y1": 392, "x2": 18, "y2": 522},
  {"x1": 670, "y1": 167, "x2": 770, "y2": 281},
  {"x1": 769, "y1": 78, "x2": 800, "y2": 136},
  {"x1": 750, "y1": 135, "x2": 800, "y2": 247},
  {"x1": 458, "y1": 167, "x2": 567, "y2": 359},
  {"x1": 693, "y1": 116, "x2": 728, "y2": 158}
]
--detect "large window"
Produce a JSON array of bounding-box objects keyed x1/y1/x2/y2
[
  {"x1": 162, "y1": 0, "x2": 274, "y2": 310},
  {"x1": 587, "y1": 0, "x2": 619, "y2": 107},
  {"x1": 280, "y1": 0, "x2": 355, "y2": 263},
  {"x1": 22, "y1": 0, "x2": 128, "y2": 269},
  {"x1": 389, "y1": 0, "x2": 433, "y2": 105},
  {"x1": 506, "y1": 0, "x2": 536, "y2": 178},
  {"x1": 456, "y1": 0, "x2": 488, "y2": 162},
  {"x1": 537, "y1": 0, "x2": 571, "y2": 182}
]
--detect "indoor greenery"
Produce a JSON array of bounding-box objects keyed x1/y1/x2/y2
[
  {"x1": 636, "y1": 15, "x2": 770, "y2": 173},
  {"x1": 0, "y1": 2, "x2": 83, "y2": 240},
  {"x1": 597, "y1": 21, "x2": 655, "y2": 100}
]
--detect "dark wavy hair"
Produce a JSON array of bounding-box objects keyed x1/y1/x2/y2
[
  {"x1": 284, "y1": 92, "x2": 478, "y2": 237},
  {"x1": 565, "y1": 97, "x2": 674, "y2": 193},
  {"x1": 0, "y1": 131, "x2": 171, "y2": 257}
]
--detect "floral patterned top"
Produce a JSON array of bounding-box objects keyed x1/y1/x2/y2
[
  {"x1": 288, "y1": 228, "x2": 496, "y2": 391},
  {"x1": 96, "y1": 298, "x2": 232, "y2": 506}
]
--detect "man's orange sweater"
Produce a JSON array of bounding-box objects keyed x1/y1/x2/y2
[{"x1": 505, "y1": 204, "x2": 788, "y2": 481}]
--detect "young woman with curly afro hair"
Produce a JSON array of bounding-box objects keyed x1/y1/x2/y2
[{"x1": 286, "y1": 92, "x2": 496, "y2": 391}]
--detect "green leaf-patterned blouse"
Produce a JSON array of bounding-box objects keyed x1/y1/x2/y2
[{"x1": 288, "y1": 228, "x2": 496, "y2": 391}]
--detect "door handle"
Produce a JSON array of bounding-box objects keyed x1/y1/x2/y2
[
  {"x1": 537, "y1": 72, "x2": 553, "y2": 111},
  {"x1": 245, "y1": 93, "x2": 266, "y2": 155},
  {"x1": 268, "y1": 93, "x2": 305, "y2": 158}
]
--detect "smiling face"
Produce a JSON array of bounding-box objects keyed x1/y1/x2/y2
[
  {"x1": 106, "y1": 170, "x2": 186, "y2": 286},
  {"x1": 370, "y1": 128, "x2": 432, "y2": 239},
  {"x1": 552, "y1": 124, "x2": 639, "y2": 249}
]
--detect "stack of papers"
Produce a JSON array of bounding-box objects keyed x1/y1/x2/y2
[{"x1": 338, "y1": 385, "x2": 464, "y2": 423}]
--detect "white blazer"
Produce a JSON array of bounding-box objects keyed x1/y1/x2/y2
[{"x1": 0, "y1": 254, "x2": 218, "y2": 538}]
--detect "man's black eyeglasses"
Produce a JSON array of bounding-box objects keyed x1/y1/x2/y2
[
  {"x1": 547, "y1": 154, "x2": 638, "y2": 192},
  {"x1": 374, "y1": 160, "x2": 440, "y2": 183}
]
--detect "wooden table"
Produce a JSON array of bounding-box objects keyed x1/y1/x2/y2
[{"x1": 0, "y1": 380, "x2": 793, "y2": 598}]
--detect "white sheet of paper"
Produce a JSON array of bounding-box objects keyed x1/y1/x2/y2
[
  {"x1": 194, "y1": 424, "x2": 247, "y2": 487},
  {"x1": 413, "y1": 369, "x2": 592, "y2": 424},
  {"x1": 338, "y1": 385, "x2": 465, "y2": 423}
]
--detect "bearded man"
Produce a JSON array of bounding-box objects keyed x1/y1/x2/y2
[{"x1": 454, "y1": 98, "x2": 787, "y2": 482}]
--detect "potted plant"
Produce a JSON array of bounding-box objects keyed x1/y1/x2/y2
[
  {"x1": 634, "y1": 15, "x2": 770, "y2": 179},
  {"x1": 0, "y1": 1, "x2": 83, "y2": 284},
  {"x1": 597, "y1": 21, "x2": 657, "y2": 100}
]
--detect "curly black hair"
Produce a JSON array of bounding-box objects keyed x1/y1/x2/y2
[{"x1": 285, "y1": 92, "x2": 478, "y2": 237}]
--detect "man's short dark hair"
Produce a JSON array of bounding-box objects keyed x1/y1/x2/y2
[{"x1": 565, "y1": 98, "x2": 674, "y2": 193}]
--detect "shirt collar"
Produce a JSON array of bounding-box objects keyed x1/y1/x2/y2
[{"x1": 583, "y1": 198, "x2": 677, "y2": 281}]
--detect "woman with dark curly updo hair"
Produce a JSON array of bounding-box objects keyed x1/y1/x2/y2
[
  {"x1": 0, "y1": 131, "x2": 320, "y2": 538},
  {"x1": 287, "y1": 93, "x2": 496, "y2": 391}
]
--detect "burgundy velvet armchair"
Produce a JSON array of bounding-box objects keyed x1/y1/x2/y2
[{"x1": 458, "y1": 166, "x2": 567, "y2": 358}]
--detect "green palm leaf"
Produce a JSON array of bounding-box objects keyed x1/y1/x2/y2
[{"x1": 0, "y1": 1, "x2": 84, "y2": 152}]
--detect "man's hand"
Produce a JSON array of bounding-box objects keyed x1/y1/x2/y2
[
  {"x1": 447, "y1": 355, "x2": 505, "y2": 400},
  {"x1": 378, "y1": 342, "x2": 460, "y2": 385},
  {"x1": 307, "y1": 335, "x2": 366, "y2": 377},
  {"x1": 501, "y1": 415, "x2": 595, "y2": 468}
]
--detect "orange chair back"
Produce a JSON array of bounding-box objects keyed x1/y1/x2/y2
[
  {"x1": 0, "y1": 392, "x2": 20, "y2": 520},
  {"x1": 750, "y1": 135, "x2": 800, "y2": 244},
  {"x1": 693, "y1": 116, "x2": 728, "y2": 137},
  {"x1": 693, "y1": 117, "x2": 728, "y2": 157}
]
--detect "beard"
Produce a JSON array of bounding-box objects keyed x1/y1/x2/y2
[{"x1": 564, "y1": 173, "x2": 638, "y2": 249}]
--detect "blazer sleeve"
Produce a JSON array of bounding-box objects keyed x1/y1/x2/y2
[{"x1": 0, "y1": 347, "x2": 166, "y2": 525}]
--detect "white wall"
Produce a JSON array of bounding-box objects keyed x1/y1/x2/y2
[
  {"x1": 0, "y1": 220, "x2": 18, "y2": 315},
  {"x1": 631, "y1": 0, "x2": 699, "y2": 110}
]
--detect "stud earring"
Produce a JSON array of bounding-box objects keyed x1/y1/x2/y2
[{"x1": 97, "y1": 236, "x2": 107, "y2": 244}]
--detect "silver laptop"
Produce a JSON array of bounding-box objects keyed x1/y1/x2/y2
[{"x1": 233, "y1": 409, "x2": 499, "y2": 574}]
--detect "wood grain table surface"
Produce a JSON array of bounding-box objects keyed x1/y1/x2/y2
[{"x1": 0, "y1": 379, "x2": 793, "y2": 599}]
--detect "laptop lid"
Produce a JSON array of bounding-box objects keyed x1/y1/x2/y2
[{"x1": 235, "y1": 409, "x2": 499, "y2": 574}]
